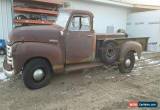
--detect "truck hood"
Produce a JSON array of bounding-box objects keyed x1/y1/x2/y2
[{"x1": 9, "y1": 25, "x2": 64, "y2": 43}]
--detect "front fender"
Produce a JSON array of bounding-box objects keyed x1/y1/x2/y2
[
  {"x1": 120, "y1": 41, "x2": 142, "y2": 60},
  {"x1": 12, "y1": 42, "x2": 64, "y2": 74}
]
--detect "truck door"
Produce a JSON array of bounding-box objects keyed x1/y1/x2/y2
[{"x1": 65, "y1": 15, "x2": 96, "y2": 64}]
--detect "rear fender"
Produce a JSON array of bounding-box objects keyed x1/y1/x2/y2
[{"x1": 120, "y1": 41, "x2": 142, "y2": 61}]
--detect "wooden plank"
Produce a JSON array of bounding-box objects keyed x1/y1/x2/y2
[
  {"x1": 15, "y1": 0, "x2": 64, "y2": 5},
  {"x1": 14, "y1": 19, "x2": 53, "y2": 25},
  {"x1": 14, "y1": 7, "x2": 58, "y2": 16},
  {"x1": 32, "y1": 0, "x2": 63, "y2": 5}
]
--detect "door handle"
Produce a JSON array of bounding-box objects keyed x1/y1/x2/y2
[
  {"x1": 88, "y1": 35, "x2": 93, "y2": 37},
  {"x1": 49, "y1": 39, "x2": 58, "y2": 44}
]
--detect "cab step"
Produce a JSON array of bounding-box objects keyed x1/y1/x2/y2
[{"x1": 65, "y1": 62, "x2": 103, "y2": 72}]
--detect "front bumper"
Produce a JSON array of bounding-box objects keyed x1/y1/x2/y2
[
  {"x1": 3, "y1": 68, "x2": 15, "y2": 77},
  {"x1": 3, "y1": 56, "x2": 15, "y2": 77}
]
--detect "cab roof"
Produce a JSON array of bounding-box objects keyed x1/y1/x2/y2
[{"x1": 60, "y1": 9, "x2": 94, "y2": 17}]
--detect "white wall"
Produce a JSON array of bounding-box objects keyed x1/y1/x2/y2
[
  {"x1": 66, "y1": 0, "x2": 130, "y2": 33},
  {"x1": 0, "y1": 0, "x2": 13, "y2": 40},
  {"x1": 119, "y1": 0, "x2": 160, "y2": 6},
  {"x1": 127, "y1": 10, "x2": 160, "y2": 52}
]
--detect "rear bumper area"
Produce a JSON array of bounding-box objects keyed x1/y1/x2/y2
[{"x1": 3, "y1": 56, "x2": 15, "y2": 77}]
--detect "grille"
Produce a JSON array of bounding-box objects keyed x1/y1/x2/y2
[{"x1": 6, "y1": 45, "x2": 13, "y2": 66}]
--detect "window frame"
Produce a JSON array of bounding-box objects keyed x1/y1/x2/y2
[{"x1": 68, "y1": 14, "x2": 91, "y2": 32}]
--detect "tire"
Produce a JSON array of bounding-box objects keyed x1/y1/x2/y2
[
  {"x1": 118, "y1": 51, "x2": 135, "y2": 73},
  {"x1": 22, "y1": 59, "x2": 53, "y2": 89},
  {"x1": 101, "y1": 41, "x2": 119, "y2": 65}
]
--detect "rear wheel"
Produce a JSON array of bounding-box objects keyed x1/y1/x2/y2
[
  {"x1": 22, "y1": 59, "x2": 53, "y2": 89},
  {"x1": 118, "y1": 51, "x2": 135, "y2": 73}
]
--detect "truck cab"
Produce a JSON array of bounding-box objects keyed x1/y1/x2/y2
[
  {"x1": 3, "y1": 9, "x2": 148, "y2": 89},
  {"x1": 58, "y1": 9, "x2": 96, "y2": 64}
]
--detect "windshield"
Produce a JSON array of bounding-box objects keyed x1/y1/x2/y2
[{"x1": 56, "y1": 12, "x2": 70, "y2": 28}]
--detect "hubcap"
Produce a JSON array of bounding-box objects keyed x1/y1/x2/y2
[
  {"x1": 125, "y1": 59, "x2": 131, "y2": 67},
  {"x1": 33, "y1": 69, "x2": 45, "y2": 81},
  {"x1": 106, "y1": 48, "x2": 115, "y2": 57}
]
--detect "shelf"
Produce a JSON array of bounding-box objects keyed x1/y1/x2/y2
[
  {"x1": 14, "y1": 7, "x2": 58, "y2": 16},
  {"x1": 14, "y1": 19, "x2": 53, "y2": 25},
  {"x1": 13, "y1": 0, "x2": 62, "y2": 26},
  {"x1": 32, "y1": 0, "x2": 63, "y2": 5},
  {"x1": 14, "y1": 0, "x2": 64, "y2": 5}
]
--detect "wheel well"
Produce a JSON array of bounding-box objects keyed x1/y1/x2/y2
[
  {"x1": 23, "y1": 57, "x2": 53, "y2": 72},
  {"x1": 129, "y1": 50, "x2": 136, "y2": 53}
]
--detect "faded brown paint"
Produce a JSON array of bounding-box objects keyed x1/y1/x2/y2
[
  {"x1": 65, "y1": 31, "x2": 96, "y2": 64},
  {"x1": 64, "y1": 9, "x2": 95, "y2": 64},
  {"x1": 119, "y1": 41, "x2": 143, "y2": 61},
  {"x1": 4, "y1": 9, "x2": 148, "y2": 75},
  {"x1": 12, "y1": 42, "x2": 64, "y2": 73},
  {"x1": 96, "y1": 33, "x2": 126, "y2": 40}
]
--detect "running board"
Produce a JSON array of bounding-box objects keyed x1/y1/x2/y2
[{"x1": 65, "y1": 62, "x2": 104, "y2": 72}]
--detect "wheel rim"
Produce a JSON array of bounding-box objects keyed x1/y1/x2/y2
[
  {"x1": 33, "y1": 69, "x2": 45, "y2": 81},
  {"x1": 125, "y1": 59, "x2": 131, "y2": 67},
  {"x1": 106, "y1": 48, "x2": 115, "y2": 58}
]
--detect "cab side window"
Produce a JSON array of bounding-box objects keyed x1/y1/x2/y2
[
  {"x1": 68, "y1": 15, "x2": 91, "y2": 31},
  {"x1": 81, "y1": 16, "x2": 90, "y2": 31},
  {"x1": 69, "y1": 16, "x2": 80, "y2": 31}
]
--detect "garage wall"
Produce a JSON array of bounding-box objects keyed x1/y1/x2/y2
[
  {"x1": 65, "y1": 0, "x2": 130, "y2": 33},
  {"x1": 127, "y1": 10, "x2": 160, "y2": 52},
  {"x1": 0, "y1": 0, "x2": 13, "y2": 40}
]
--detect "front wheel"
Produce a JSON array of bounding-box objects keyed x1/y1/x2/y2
[
  {"x1": 118, "y1": 51, "x2": 135, "y2": 73},
  {"x1": 22, "y1": 59, "x2": 53, "y2": 89}
]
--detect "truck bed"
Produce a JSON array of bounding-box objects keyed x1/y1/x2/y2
[
  {"x1": 96, "y1": 33, "x2": 126, "y2": 40},
  {"x1": 96, "y1": 33, "x2": 149, "y2": 51}
]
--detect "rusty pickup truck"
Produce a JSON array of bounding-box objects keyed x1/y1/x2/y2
[{"x1": 3, "y1": 9, "x2": 149, "y2": 89}]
